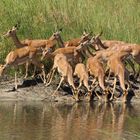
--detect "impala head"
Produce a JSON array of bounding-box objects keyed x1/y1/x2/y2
[
  {"x1": 41, "y1": 47, "x2": 53, "y2": 60},
  {"x1": 76, "y1": 40, "x2": 91, "y2": 51},
  {"x1": 3, "y1": 24, "x2": 19, "y2": 37},
  {"x1": 90, "y1": 31, "x2": 103, "y2": 45},
  {"x1": 50, "y1": 28, "x2": 63, "y2": 40},
  {"x1": 79, "y1": 30, "x2": 92, "y2": 44}
]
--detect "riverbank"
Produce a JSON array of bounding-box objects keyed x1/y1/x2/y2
[
  {"x1": 0, "y1": 76, "x2": 140, "y2": 103},
  {"x1": 0, "y1": 77, "x2": 77, "y2": 103}
]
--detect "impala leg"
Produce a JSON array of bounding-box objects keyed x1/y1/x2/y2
[
  {"x1": 24, "y1": 62, "x2": 29, "y2": 79},
  {"x1": 15, "y1": 70, "x2": 18, "y2": 90},
  {"x1": 46, "y1": 68, "x2": 56, "y2": 86},
  {"x1": 41, "y1": 65, "x2": 46, "y2": 84},
  {"x1": 107, "y1": 69, "x2": 111, "y2": 81},
  {"x1": 91, "y1": 78, "x2": 96, "y2": 87},
  {"x1": 52, "y1": 76, "x2": 64, "y2": 96},
  {"x1": 78, "y1": 79, "x2": 82, "y2": 89},
  {"x1": 95, "y1": 91, "x2": 102, "y2": 100},
  {"x1": 70, "y1": 86, "x2": 79, "y2": 101},
  {"x1": 46, "y1": 71, "x2": 52, "y2": 83},
  {"x1": 83, "y1": 79, "x2": 92, "y2": 99},
  {"x1": 31, "y1": 59, "x2": 46, "y2": 84},
  {"x1": 31, "y1": 65, "x2": 37, "y2": 78},
  {"x1": 111, "y1": 76, "x2": 117, "y2": 101},
  {"x1": 122, "y1": 90, "x2": 128, "y2": 102}
]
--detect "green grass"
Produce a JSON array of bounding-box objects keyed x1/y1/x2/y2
[{"x1": 0, "y1": 0, "x2": 139, "y2": 63}]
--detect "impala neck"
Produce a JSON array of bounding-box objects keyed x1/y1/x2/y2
[
  {"x1": 10, "y1": 33, "x2": 24, "y2": 48},
  {"x1": 98, "y1": 39, "x2": 107, "y2": 49},
  {"x1": 57, "y1": 37, "x2": 65, "y2": 48}
]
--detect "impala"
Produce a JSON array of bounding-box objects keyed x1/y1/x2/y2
[
  {"x1": 4, "y1": 24, "x2": 64, "y2": 49},
  {"x1": 90, "y1": 31, "x2": 126, "y2": 50},
  {"x1": 64, "y1": 30, "x2": 92, "y2": 47},
  {"x1": 4, "y1": 25, "x2": 64, "y2": 78},
  {"x1": 42, "y1": 41, "x2": 93, "y2": 68},
  {"x1": 44, "y1": 53, "x2": 79, "y2": 101},
  {"x1": 86, "y1": 56, "x2": 111, "y2": 101},
  {"x1": 0, "y1": 46, "x2": 46, "y2": 90},
  {"x1": 74, "y1": 63, "x2": 92, "y2": 100},
  {"x1": 107, "y1": 51, "x2": 131, "y2": 102}
]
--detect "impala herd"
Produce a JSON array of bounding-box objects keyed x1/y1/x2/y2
[{"x1": 0, "y1": 24, "x2": 140, "y2": 102}]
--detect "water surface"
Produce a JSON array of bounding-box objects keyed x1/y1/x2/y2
[{"x1": 0, "y1": 101, "x2": 140, "y2": 140}]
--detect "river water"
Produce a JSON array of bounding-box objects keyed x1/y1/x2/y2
[{"x1": 0, "y1": 101, "x2": 140, "y2": 140}]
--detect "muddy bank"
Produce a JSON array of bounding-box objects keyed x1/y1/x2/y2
[
  {"x1": 0, "y1": 77, "x2": 77, "y2": 103},
  {"x1": 0, "y1": 77, "x2": 140, "y2": 103}
]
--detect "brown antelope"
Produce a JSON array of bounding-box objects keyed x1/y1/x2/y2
[
  {"x1": 107, "y1": 51, "x2": 131, "y2": 102},
  {"x1": 3, "y1": 25, "x2": 64, "y2": 49},
  {"x1": 44, "y1": 53, "x2": 79, "y2": 101},
  {"x1": 0, "y1": 46, "x2": 46, "y2": 90},
  {"x1": 107, "y1": 43, "x2": 140, "y2": 78},
  {"x1": 91, "y1": 33, "x2": 140, "y2": 75},
  {"x1": 91, "y1": 31, "x2": 140, "y2": 59},
  {"x1": 4, "y1": 26, "x2": 64, "y2": 78},
  {"x1": 86, "y1": 56, "x2": 111, "y2": 101},
  {"x1": 74, "y1": 63, "x2": 92, "y2": 99},
  {"x1": 42, "y1": 41, "x2": 92, "y2": 68},
  {"x1": 64, "y1": 30, "x2": 92, "y2": 47},
  {"x1": 91, "y1": 32, "x2": 140, "y2": 77},
  {"x1": 90, "y1": 31, "x2": 126, "y2": 50}
]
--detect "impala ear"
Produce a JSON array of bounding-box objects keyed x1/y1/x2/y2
[
  {"x1": 90, "y1": 36, "x2": 96, "y2": 43},
  {"x1": 83, "y1": 29, "x2": 87, "y2": 35},
  {"x1": 12, "y1": 24, "x2": 19, "y2": 31},
  {"x1": 12, "y1": 26, "x2": 17, "y2": 31}
]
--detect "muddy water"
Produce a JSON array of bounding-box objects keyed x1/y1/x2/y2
[{"x1": 0, "y1": 101, "x2": 140, "y2": 140}]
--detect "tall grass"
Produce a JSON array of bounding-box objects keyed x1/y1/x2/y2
[{"x1": 0, "y1": 0, "x2": 139, "y2": 63}]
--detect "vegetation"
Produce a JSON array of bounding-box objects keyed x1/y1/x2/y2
[{"x1": 0, "y1": 0, "x2": 139, "y2": 63}]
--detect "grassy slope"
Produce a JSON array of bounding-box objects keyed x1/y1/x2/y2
[{"x1": 0, "y1": 0, "x2": 139, "y2": 63}]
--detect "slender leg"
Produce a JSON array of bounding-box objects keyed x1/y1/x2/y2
[
  {"x1": 31, "y1": 59, "x2": 46, "y2": 84},
  {"x1": 95, "y1": 91, "x2": 102, "y2": 100},
  {"x1": 24, "y1": 62, "x2": 29, "y2": 79},
  {"x1": 110, "y1": 76, "x2": 117, "y2": 101},
  {"x1": 31, "y1": 65, "x2": 37, "y2": 78},
  {"x1": 52, "y1": 76, "x2": 64, "y2": 96},
  {"x1": 91, "y1": 78, "x2": 96, "y2": 87},
  {"x1": 15, "y1": 70, "x2": 18, "y2": 90},
  {"x1": 46, "y1": 68, "x2": 56, "y2": 86},
  {"x1": 78, "y1": 79, "x2": 82, "y2": 89},
  {"x1": 46, "y1": 71, "x2": 52, "y2": 83},
  {"x1": 107, "y1": 69, "x2": 111, "y2": 81}
]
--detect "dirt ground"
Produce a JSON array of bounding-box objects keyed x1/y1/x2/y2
[{"x1": 0, "y1": 76, "x2": 140, "y2": 103}]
